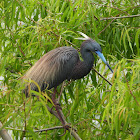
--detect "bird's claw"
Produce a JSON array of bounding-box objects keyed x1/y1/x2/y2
[
  {"x1": 59, "y1": 123, "x2": 77, "y2": 136},
  {"x1": 59, "y1": 128, "x2": 66, "y2": 136},
  {"x1": 59, "y1": 124, "x2": 70, "y2": 136},
  {"x1": 64, "y1": 123, "x2": 71, "y2": 130},
  {"x1": 55, "y1": 103, "x2": 62, "y2": 110}
]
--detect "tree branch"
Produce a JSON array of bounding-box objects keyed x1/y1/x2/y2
[
  {"x1": 100, "y1": 14, "x2": 140, "y2": 20},
  {"x1": 92, "y1": 2, "x2": 129, "y2": 15},
  {"x1": 34, "y1": 126, "x2": 64, "y2": 132},
  {"x1": 5, "y1": 126, "x2": 64, "y2": 132},
  {"x1": 92, "y1": 67, "x2": 113, "y2": 86},
  {"x1": 97, "y1": 18, "x2": 115, "y2": 35},
  {"x1": 4, "y1": 103, "x2": 81, "y2": 139},
  {"x1": 93, "y1": 67, "x2": 119, "y2": 92},
  {"x1": 46, "y1": 105, "x2": 82, "y2": 140},
  {"x1": 0, "y1": 122, "x2": 12, "y2": 140},
  {"x1": 46, "y1": 105, "x2": 60, "y2": 119}
]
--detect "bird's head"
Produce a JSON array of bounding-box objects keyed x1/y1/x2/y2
[{"x1": 76, "y1": 31, "x2": 113, "y2": 73}]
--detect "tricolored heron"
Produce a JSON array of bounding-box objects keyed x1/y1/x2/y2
[
  {"x1": 24, "y1": 32, "x2": 113, "y2": 96},
  {"x1": 23, "y1": 32, "x2": 113, "y2": 125}
]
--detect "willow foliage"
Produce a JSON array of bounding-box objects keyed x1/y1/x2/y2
[{"x1": 0, "y1": 0, "x2": 139, "y2": 139}]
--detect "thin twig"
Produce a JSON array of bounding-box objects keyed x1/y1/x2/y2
[
  {"x1": 16, "y1": 0, "x2": 24, "y2": 8},
  {"x1": 92, "y1": 67, "x2": 112, "y2": 86},
  {"x1": 97, "y1": 4, "x2": 139, "y2": 35},
  {"x1": 123, "y1": 71, "x2": 139, "y2": 106},
  {"x1": 18, "y1": 46, "x2": 26, "y2": 57},
  {"x1": 21, "y1": 93, "x2": 27, "y2": 139},
  {"x1": 34, "y1": 126, "x2": 64, "y2": 132},
  {"x1": 5, "y1": 126, "x2": 63, "y2": 132},
  {"x1": 92, "y1": 2, "x2": 129, "y2": 15},
  {"x1": 100, "y1": 14, "x2": 140, "y2": 20},
  {"x1": 126, "y1": 5, "x2": 140, "y2": 12},
  {"x1": 46, "y1": 105, "x2": 59, "y2": 119},
  {"x1": 97, "y1": 18, "x2": 116, "y2": 35}
]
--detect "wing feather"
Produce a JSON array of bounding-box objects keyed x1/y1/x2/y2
[{"x1": 24, "y1": 47, "x2": 79, "y2": 93}]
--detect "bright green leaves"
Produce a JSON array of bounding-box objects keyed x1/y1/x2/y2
[
  {"x1": 1, "y1": 0, "x2": 140, "y2": 139},
  {"x1": 135, "y1": 29, "x2": 140, "y2": 56},
  {"x1": 101, "y1": 58, "x2": 140, "y2": 139}
]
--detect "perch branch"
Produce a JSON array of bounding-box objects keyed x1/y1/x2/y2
[
  {"x1": 47, "y1": 104, "x2": 81, "y2": 140},
  {"x1": 4, "y1": 105, "x2": 80, "y2": 139},
  {"x1": 6, "y1": 126, "x2": 64, "y2": 132},
  {"x1": 46, "y1": 105, "x2": 60, "y2": 120},
  {"x1": 34, "y1": 126, "x2": 64, "y2": 132}
]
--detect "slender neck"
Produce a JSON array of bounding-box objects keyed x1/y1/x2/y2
[
  {"x1": 69, "y1": 43, "x2": 95, "y2": 80},
  {"x1": 80, "y1": 44, "x2": 94, "y2": 70}
]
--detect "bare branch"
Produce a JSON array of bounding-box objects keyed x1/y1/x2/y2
[
  {"x1": 5, "y1": 126, "x2": 64, "y2": 132},
  {"x1": 92, "y1": 2, "x2": 129, "y2": 15},
  {"x1": 47, "y1": 103, "x2": 81, "y2": 140},
  {"x1": 92, "y1": 67, "x2": 113, "y2": 86},
  {"x1": 100, "y1": 14, "x2": 140, "y2": 20},
  {"x1": 98, "y1": 18, "x2": 115, "y2": 35},
  {"x1": 34, "y1": 126, "x2": 64, "y2": 132},
  {"x1": 46, "y1": 105, "x2": 60, "y2": 119},
  {"x1": 6, "y1": 125, "x2": 75, "y2": 135},
  {"x1": 92, "y1": 67, "x2": 118, "y2": 92}
]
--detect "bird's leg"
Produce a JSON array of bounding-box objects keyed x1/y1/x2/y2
[
  {"x1": 58, "y1": 82, "x2": 65, "y2": 102},
  {"x1": 52, "y1": 88, "x2": 62, "y2": 110},
  {"x1": 52, "y1": 88, "x2": 71, "y2": 137},
  {"x1": 52, "y1": 88, "x2": 65, "y2": 126}
]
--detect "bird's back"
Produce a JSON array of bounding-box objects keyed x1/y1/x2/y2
[{"x1": 23, "y1": 47, "x2": 79, "y2": 95}]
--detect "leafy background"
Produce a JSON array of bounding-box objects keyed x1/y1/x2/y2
[{"x1": 0, "y1": 0, "x2": 140, "y2": 139}]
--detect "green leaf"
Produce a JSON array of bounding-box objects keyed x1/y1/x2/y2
[
  {"x1": 135, "y1": 28, "x2": 140, "y2": 56},
  {"x1": 0, "y1": 57, "x2": 7, "y2": 76}
]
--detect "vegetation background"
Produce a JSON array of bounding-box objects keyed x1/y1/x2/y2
[{"x1": 0, "y1": 0, "x2": 140, "y2": 139}]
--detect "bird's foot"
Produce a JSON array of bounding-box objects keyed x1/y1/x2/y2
[
  {"x1": 55, "y1": 103, "x2": 62, "y2": 110},
  {"x1": 59, "y1": 123, "x2": 77, "y2": 136},
  {"x1": 49, "y1": 103, "x2": 62, "y2": 114},
  {"x1": 64, "y1": 124, "x2": 77, "y2": 132},
  {"x1": 64, "y1": 123, "x2": 71, "y2": 130},
  {"x1": 59, "y1": 123, "x2": 71, "y2": 136}
]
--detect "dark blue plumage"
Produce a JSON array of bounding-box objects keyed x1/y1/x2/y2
[{"x1": 23, "y1": 36, "x2": 113, "y2": 96}]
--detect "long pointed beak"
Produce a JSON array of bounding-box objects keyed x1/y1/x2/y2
[{"x1": 95, "y1": 51, "x2": 113, "y2": 73}]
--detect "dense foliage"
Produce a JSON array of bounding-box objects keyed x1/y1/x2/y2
[{"x1": 0, "y1": 0, "x2": 140, "y2": 139}]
